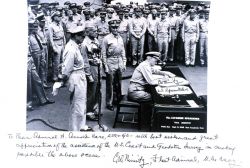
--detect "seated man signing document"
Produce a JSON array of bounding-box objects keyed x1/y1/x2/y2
[{"x1": 128, "y1": 51, "x2": 175, "y2": 102}]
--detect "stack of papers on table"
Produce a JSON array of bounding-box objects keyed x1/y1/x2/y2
[
  {"x1": 158, "y1": 77, "x2": 190, "y2": 87},
  {"x1": 156, "y1": 85, "x2": 193, "y2": 96}
]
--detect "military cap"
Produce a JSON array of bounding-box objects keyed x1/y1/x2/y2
[
  {"x1": 40, "y1": 3, "x2": 49, "y2": 7},
  {"x1": 108, "y1": 18, "x2": 121, "y2": 27},
  {"x1": 169, "y1": 6, "x2": 176, "y2": 11},
  {"x1": 175, "y1": 4, "x2": 182, "y2": 10},
  {"x1": 107, "y1": 8, "x2": 114, "y2": 13},
  {"x1": 68, "y1": 26, "x2": 84, "y2": 34},
  {"x1": 56, "y1": 6, "x2": 63, "y2": 11},
  {"x1": 77, "y1": 5, "x2": 83, "y2": 10},
  {"x1": 151, "y1": 9, "x2": 157, "y2": 14},
  {"x1": 145, "y1": 52, "x2": 161, "y2": 60},
  {"x1": 120, "y1": 4, "x2": 125, "y2": 8},
  {"x1": 198, "y1": 6, "x2": 204, "y2": 12},
  {"x1": 160, "y1": 9, "x2": 168, "y2": 14},
  {"x1": 161, "y1": 2, "x2": 168, "y2": 7},
  {"x1": 84, "y1": 1, "x2": 91, "y2": 7},
  {"x1": 30, "y1": 4, "x2": 39, "y2": 9},
  {"x1": 99, "y1": 7, "x2": 106, "y2": 11},
  {"x1": 155, "y1": 6, "x2": 162, "y2": 10},
  {"x1": 204, "y1": 5, "x2": 210, "y2": 9},
  {"x1": 64, "y1": 1, "x2": 70, "y2": 5},
  {"x1": 51, "y1": 2, "x2": 59, "y2": 6},
  {"x1": 138, "y1": 5, "x2": 144, "y2": 9},
  {"x1": 63, "y1": 4, "x2": 68, "y2": 9},
  {"x1": 143, "y1": 9, "x2": 150, "y2": 14},
  {"x1": 28, "y1": 20, "x2": 39, "y2": 29},
  {"x1": 150, "y1": 5, "x2": 156, "y2": 9},
  {"x1": 125, "y1": 4, "x2": 131, "y2": 8},
  {"x1": 83, "y1": 9, "x2": 90, "y2": 15},
  {"x1": 51, "y1": 11, "x2": 61, "y2": 19},
  {"x1": 99, "y1": 10, "x2": 107, "y2": 15},
  {"x1": 113, "y1": 5, "x2": 119, "y2": 11},
  {"x1": 69, "y1": 3, "x2": 77, "y2": 8},
  {"x1": 134, "y1": 7, "x2": 142, "y2": 12},
  {"x1": 36, "y1": 13, "x2": 46, "y2": 22},
  {"x1": 49, "y1": 2, "x2": 55, "y2": 6},
  {"x1": 123, "y1": 8, "x2": 129, "y2": 13},
  {"x1": 199, "y1": 2, "x2": 205, "y2": 6},
  {"x1": 85, "y1": 25, "x2": 97, "y2": 31},
  {"x1": 203, "y1": 8, "x2": 210, "y2": 13},
  {"x1": 117, "y1": 10, "x2": 124, "y2": 15},
  {"x1": 189, "y1": 9, "x2": 196, "y2": 14}
]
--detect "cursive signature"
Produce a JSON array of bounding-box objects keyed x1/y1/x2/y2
[{"x1": 113, "y1": 152, "x2": 150, "y2": 168}]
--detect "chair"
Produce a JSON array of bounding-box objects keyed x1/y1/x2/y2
[{"x1": 113, "y1": 94, "x2": 142, "y2": 129}]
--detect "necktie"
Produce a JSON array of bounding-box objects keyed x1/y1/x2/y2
[{"x1": 34, "y1": 34, "x2": 43, "y2": 50}]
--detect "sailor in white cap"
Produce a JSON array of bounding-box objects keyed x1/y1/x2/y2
[{"x1": 59, "y1": 26, "x2": 92, "y2": 131}]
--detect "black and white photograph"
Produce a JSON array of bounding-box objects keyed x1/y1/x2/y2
[
  {"x1": 26, "y1": 0, "x2": 209, "y2": 132},
  {"x1": 1, "y1": 0, "x2": 250, "y2": 167}
]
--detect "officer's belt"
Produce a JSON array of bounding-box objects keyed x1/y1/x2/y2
[
  {"x1": 200, "y1": 31, "x2": 208, "y2": 33},
  {"x1": 107, "y1": 55, "x2": 119, "y2": 59},
  {"x1": 185, "y1": 31, "x2": 197, "y2": 34},
  {"x1": 71, "y1": 68, "x2": 85, "y2": 74},
  {"x1": 118, "y1": 31, "x2": 128, "y2": 33},
  {"x1": 31, "y1": 50, "x2": 43, "y2": 55},
  {"x1": 133, "y1": 30, "x2": 142, "y2": 33},
  {"x1": 53, "y1": 38, "x2": 63, "y2": 41},
  {"x1": 130, "y1": 81, "x2": 144, "y2": 86},
  {"x1": 158, "y1": 32, "x2": 169, "y2": 36},
  {"x1": 129, "y1": 82, "x2": 147, "y2": 91},
  {"x1": 170, "y1": 27, "x2": 176, "y2": 30}
]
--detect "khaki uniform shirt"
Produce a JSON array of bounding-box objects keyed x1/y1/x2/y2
[
  {"x1": 155, "y1": 18, "x2": 171, "y2": 38},
  {"x1": 81, "y1": 36, "x2": 100, "y2": 71},
  {"x1": 101, "y1": 33, "x2": 126, "y2": 71},
  {"x1": 131, "y1": 60, "x2": 164, "y2": 86},
  {"x1": 182, "y1": 18, "x2": 199, "y2": 40},
  {"x1": 129, "y1": 17, "x2": 147, "y2": 37},
  {"x1": 96, "y1": 20, "x2": 110, "y2": 36},
  {"x1": 199, "y1": 19, "x2": 209, "y2": 33},
  {"x1": 48, "y1": 22, "x2": 65, "y2": 47},
  {"x1": 147, "y1": 17, "x2": 159, "y2": 36}
]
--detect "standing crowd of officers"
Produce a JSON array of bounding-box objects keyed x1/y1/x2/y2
[{"x1": 27, "y1": 1, "x2": 210, "y2": 131}]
